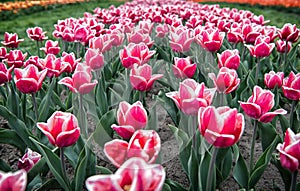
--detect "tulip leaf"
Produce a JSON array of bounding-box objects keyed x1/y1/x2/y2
[
  {"x1": 199, "y1": 150, "x2": 215, "y2": 191},
  {"x1": 95, "y1": 165, "x2": 113, "y2": 175},
  {"x1": 30, "y1": 137, "x2": 72, "y2": 191},
  {"x1": 154, "y1": 44, "x2": 171, "y2": 63},
  {"x1": 0, "y1": 128, "x2": 26, "y2": 151},
  {"x1": 64, "y1": 146, "x2": 79, "y2": 168},
  {"x1": 27, "y1": 157, "x2": 47, "y2": 183},
  {"x1": 73, "y1": 145, "x2": 88, "y2": 191},
  {"x1": 51, "y1": 91, "x2": 67, "y2": 111},
  {"x1": 259, "y1": 122, "x2": 278, "y2": 151},
  {"x1": 95, "y1": 76, "x2": 108, "y2": 118},
  {"x1": 246, "y1": 67, "x2": 256, "y2": 90},
  {"x1": 233, "y1": 148, "x2": 249, "y2": 189},
  {"x1": 271, "y1": 155, "x2": 292, "y2": 191},
  {"x1": 216, "y1": 147, "x2": 232, "y2": 187},
  {"x1": 34, "y1": 178, "x2": 62, "y2": 191},
  {"x1": 157, "y1": 91, "x2": 179, "y2": 126},
  {"x1": 38, "y1": 78, "x2": 56, "y2": 122},
  {"x1": 164, "y1": 179, "x2": 187, "y2": 191},
  {"x1": 162, "y1": 183, "x2": 172, "y2": 191},
  {"x1": 249, "y1": 135, "x2": 280, "y2": 188},
  {"x1": 188, "y1": 147, "x2": 199, "y2": 190},
  {"x1": 0, "y1": 158, "x2": 12, "y2": 172},
  {"x1": 278, "y1": 115, "x2": 289, "y2": 138},
  {"x1": 7, "y1": 83, "x2": 20, "y2": 118}
]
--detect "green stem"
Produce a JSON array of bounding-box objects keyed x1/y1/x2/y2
[
  {"x1": 60, "y1": 147, "x2": 68, "y2": 182},
  {"x1": 250, "y1": 120, "x2": 258, "y2": 172},
  {"x1": 290, "y1": 170, "x2": 298, "y2": 191},
  {"x1": 31, "y1": 93, "x2": 38, "y2": 122},
  {"x1": 283, "y1": 40, "x2": 288, "y2": 74},
  {"x1": 192, "y1": 115, "x2": 197, "y2": 149},
  {"x1": 76, "y1": 42, "x2": 81, "y2": 58},
  {"x1": 206, "y1": 147, "x2": 218, "y2": 191},
  {"x1": 36, "y1": 41, "x2": 40, "y2": 58},
  {"x1": 290, "y1": 100, "x2": 297, "y2": 133},
  {"x1": 79, "y1": 93, "x2": 88, "y2": 139},
  {"x1": 255, "y1": 58, "x2": 261, "y2": 85}
]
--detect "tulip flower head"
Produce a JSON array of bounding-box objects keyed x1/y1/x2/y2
[
  {"x1": 282, "y1": 71, "x2": 300, "y2": 101},
  {"x1": 39, "y1": 54, "x2": 68, "y2": 78},
  {"x1": 245, "y1": 36, "x2": 275, "y2": 58},
  {"x1": 276, "y1": 128, "x2": 300, "y2": 172},
  {"x1": 40, "y1": 40, "x2": 61, "y2": 55},
  {"x1": 169, "y1": 27, "x2": 194, "y2": 53},
  {"x1": 0, "y1": 47, "x2": 7, "y2": 62},
  {"x1": 264, "y1": 71, "x2": 284, "y2": 89},
  {"x1": 0, "y1": 62, "x2": 12, "y2": 85},
  {"x1": 5, "y1": 49, "x2": 27, "y2": 68},
  {"x1": 111, "y1": 101, "x2": 148, "y2": 139},
  {"x1": 26, "y1": 27, "x2": 48, "y2": 41},
  {"x1": 84, "y1": 48, "x2": 105, "y2": 70},
  {"x1": 1, "y1": 32, "x2": 24, "y2": 49},
  {"x1": 37, "y1": 111, "x2": 80, "y2": 147},
  {"x1": 276, "y1": 40, "x2": 292, "y2": 54},
  {"x1": 198, "y1": 106, "x2": 245, "y2": 147},
  {"x1": 278, "y1": 23, "x2": 300, "y2": 43},
  {"x1": 18, "y1": 148, "x2": 41, "y2": 172},
  {"x1": 0, "y1": 170, "x2": 27, "y2": 191},
  {"x1": 240, "y1": 86, "x2": 287, "y2": 123},
  {"x1": 195, "y1": 27, "x2": 225, "y2": 52},
  {"x1": 61, "y1": 52, "x2": 80, "y2": 73},
  {"x1": 86, "y1": 157, "x2": 165, "y2": 191},
  {"x1": 217, "y1": 49, "x2": 240, "y2": 70},
  {"x1": 172, "y1": 57, "x2": 197, "y2": 79}
]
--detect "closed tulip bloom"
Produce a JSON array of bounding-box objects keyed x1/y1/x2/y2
[
  {"x1": 14, "y1": 65, "x2": 47, "y2": 94},
  {"x1": 169, "y1": 27, "x2": 194, "y2": 53},
  {"x1": 198, "y1": 106, "x2": 244, "y2": 147},
  {"x1": 26, "y1": 27, "x2": 48, "y2": 41},
  {"x1": 195, "y1": 28, "x2": 225, "y2": 52},
  {"x1": 40, "y1": 40, "x2": 61, "y2": 55},
  {"x1": 264, "y1": 71, "x2": 284, "y2": 89},
  {"x1": 276, "y1": 40, "x2": 292, "y2": 54},
  {"x1": 24, "y1": 56, "x2": 44, "y2": 71},
  {"x1": 0, "y1": 62, "x2": 12, "y2": 85},
  {"x1": 84, "y1": 48, "x2": 105, "y2": 70},
  {"x1": 261, "y1": 26, "x2": 278, "y2": 42},
  {"x1": 227, "y1": 23, "x2": 243, "y2": 44},
  {"x1": 127, "y1": 29, "x2": 154, "y2": 48},
  {"x1": 166, "y1": 79, "x2": 216, "y2": 116},
  {"x1": 58, "y1": 64, "x2": 98, "y2": 94},
  {"x1": 209, "y1": 67, "x2": 240, "y2": 94},
  {"x1": 89, "y1": 35, "x2": 113, "y2": 53},
  {"x1": 0, "y1": 170, "x2": 27, "y2": 191},
  {"x1": 5, "y1": 50, "x2": 27, "y2": 68},
  {"x1": 74, "y1": 25, "x2": 92, "y2": 46},
  {"x1": 0, "y1": 47, "x2": 7, "y2": 61},
  {"x1": 61, "y1": 52, "x2": 80, "y2": 73},
  {"x1": 278, "y1": 23, "x2": 300, "y2": 43},
  {"x1": 217, "y1": 49, "x2": 240, "y2": 70},
  {"x1": 1, "y1": 32, "x2": 24, "y2": 49},
  {"x1": 110, "y1": 29, "x2": 125, "y2": 47},
  {"x1": 245, "y1": 36, "x2": 275, "y2": 58},
  {"x1": 241, "y1": 24, "x2": 260, "y2": 44},
  {"x1": 37, "y1": 111, "x2": 80, "y2": 147},
  {"x1": 104, "y1": 130, "x2": 161, "y2": 167},
  {"x1": 276, "y1": 128, "x2": 300, "y2": 172},
  {"x1": 240, "y1": 86, "x2": 287, "y2": 123},
  {"x1": 119, "y1": 42, "x2": 155, "y2": 69},
  {"x1": 111, "y1": 101, "x2": 148, "y2": 139},
  {"x1": 172, "y1": 57, "x2": 197, "y2": 79},
  {"x1": 282, "y1": 71, "x2": 300, "y2": 101},
  {"x1": 130, "y1": 64, "x2": 163, "y2": 92},
  {"x1": 86, "y1": 157, "x2": 165, "y2": 191},
  {"x1": 18, "y1": 148, "x2": 41, "y2": 172}
]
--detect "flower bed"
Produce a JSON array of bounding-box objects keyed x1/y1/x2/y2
[
  {"x1": 0, "y1": 0, "x2": 299, "y2": 190},
  {"x1": 194, "y1": 0, "x2": 300, "y2": 7}
]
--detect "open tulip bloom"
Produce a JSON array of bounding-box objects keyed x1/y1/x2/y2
[
  {"x1": 1, "y1": 32, "x2": 24, "y2": 49},
  {"x1": 0, "y1": 170, "x2": 27, "y2": 191},
  {"x1": 18, "y1": 148, "x2": 41, "y2": 172},
  {"x1": 172, "y1": 57, "x2": 197, "y2": 79}
]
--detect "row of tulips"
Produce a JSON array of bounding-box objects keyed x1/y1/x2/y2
[
  {"x1": 0, "y1": 0, "x2": 299, "y2": 190},
  {"x1": 194, "y1": 0, "x2": 300, "y2": 8}
]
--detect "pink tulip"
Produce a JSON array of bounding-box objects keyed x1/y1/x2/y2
[
  {"x1": 119, "y1": 42, "x2": 155, "y2": 69},
  {"x1": 61, "y1": 52, "x2": 80, "y2": 73},
  {"x1": 84, "y1": 48, "x2": 105, "y2": 70},
  {"x1": 18, "y1": 148, "x2": 41, "y2": 172},
  {"x1": 227, "y1": 23, "x2": 243, "y2": 44},
  {"x1": 264, "y1": 71, "x2": 284, "y2": 89},
  {"x1": 110, "y1": 29, "x2": 125, "y2": 47},
  {"x1": 278, "y1": 23, "x2": 300, "y2": 43},
  {"x1": 276, "y1": 40, "x2": 292, "y2": 54},
  {"x1": 37, "y1": 111, "x2": 80, "y2": 147},
  {"x1": 24, "y1": 56, "x2": 43, "y2": 71},
  {"x1": 104, "y1": 130, "x2": 161, "y2": 167},
  {"x1": 130, "y1": 64, "x2": 163, "y2": 92},
  {"x1": 127, "y1": 29, "x2": 154, "y2": 48},
  {"x1": 14, "y1": 65, "x2": 47, "y2": 94},
  {"x1": 240, "y1": 86, "x2": 287, "y2": 123},
  {"x1": 0, "y1": 170, "x2": 27, "y2": 191},
  {"x1": 186, "y1": 15, "x2": 203, "y2": 29},
  {"x1": 209, "y1": 67, "x2": 240, "y2": 94},
  {"x1": 89, "y1": 35, "x2": 113, "y2": 53},
  {"x1": 172, "y1": 57, "x2": 197, "y2": 79},
  {"x1": 198, "y1": 106, "x2": 244, "y2": 147},
  {"x1": 5, "y1": 50, "x2": 27, "y2": 68},
  {"x1": 155, "y1": 24, "x2": 169, "y2": 38},
  {"x1": 74, "y1": 25, "x2": 93, "y2": 46},
  {"x1": 85, "y1": 157, "x2": 165, "y2": 191},
  {"x1": 39, "y1": 54, "x2": 68, "y2": 78},
  {"x1": 245, "y1": 36, "x2": 275, "y2": 58},
  {"x1": 166, "y1": 79, "x2": 216, "y2": 116},
  {"x1": 169, "y1": 27, "x2": 194, "y2": 53},
  {"x1": 0, "y1": 62, "x2": 12, "y2": 85},
  {"x1": 0, "y1": 47, "x2": 7, "y2": 61},
  {"x1": 276, "y1": 128, "x2": 300, "y2": 172},
  {"x1": 282, "y1": 71, "x2": 300, "y2": 101},
  {"x1": 26, "y1": 27, "x2": 48, "y2": 41},
  {"x1": 58, "y1": 64, "x2": 98, "y2": 94},
  {"x1": 241, "y1": 24, "x2": 261, "y2": 44},
  {"x1": 195, "y1": 28, "x2": 225, "y2": 52},
  {"x1": 261, "y1": 26, "x2": 278, "y2": 42},
  {"x1": 217, "y1": 49, "x2": 240, "y2": 70},
  {"x1": 1, "y1": 32, "x2": 24, "y2": 49},
  {"x1": 111, "y1": 101, "x2": 148, "y2": 139},
  {"x1": 40, "y1": 40, "x2": 61, "y2": 55}
]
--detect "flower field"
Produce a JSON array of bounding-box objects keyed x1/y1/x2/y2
[{"x1": 0, "y1": 0, "x2": 299, "y2": 190}]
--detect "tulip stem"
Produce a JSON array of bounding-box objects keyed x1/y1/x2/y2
[
  {"x1": 250, "y1": 120, "x2": 258, "y2": 172},
  {"x1": 206, "y1": 146, "x2": 218, "y2": 191},
  {"x1": 31, "y1": 93, "x2": 38, "y2": 122},
  {"x1": 255, "y1": 58, "x2": 260, "y2": 85},
  {"x1": 192, "y1": 116, "x2": 197, "y2": 149},
  {"x1": 36, "y1": 41, "x2": 40, "y2": 57},
  {"x1": 283, "y1": 40, "x2": 288, "y2": 74},
  {"x1": 290, "y1": 100, "x2": 297, "y2": 133},
  {"x1": 79, "y1": 93, "x2": 88, "y2": 139},
  {"x1": 60, "y1": 147, "x2": 68, "y2": 182},
  {"x1": 290, "y1": 170, "x2": 298, "y2": 191}
]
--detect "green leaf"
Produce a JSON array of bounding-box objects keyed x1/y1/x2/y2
[
  {"x1": 278, "y1": 115, "x2": 289, "y2": 138},
  {"x1": 246, "y1": 67, "x2": 256, "y2": 90},
  {"x1": 154, "y1": 44, "x2": 171, "y2": 63},
  {"x1": 38, "y1": 78, "x2": 55, "y2": 122},
  {"x1": 216, "y1": 147, "x2": 232, "y2": 186},
  {"x1": 188, "y1": 147, "x2": 199, "y2": 190},
  {"x1": 162, "y1": 183, "x2": 172, "y2": 191},
  {"x1": 35, "y1": 178, "x2": 62, "y2": 191},
  {"x1": 164, "y1": 179, "x2": 187, "y2": 191},
  {"x1": 95, "y1": 165, "x2": 113, "y2": 175},
  {"x1": 7, "y1": 83, "x2": 20, "y2": 118},
  {"x1": 95, "y1": 76, "x2": 108, "y2": 118},
  {"x1": 233, "y1": 148, "x2": 249, "y2": 189},
  {"x1": 0, "y1": 128, "x2": 26, "y2": 151},
  {"x1": 30, "y1": 137, "x2": 72, "y2": 191},
  {"x1": 271, "y1": 155, "x2": 292, "y2": 191},
  {"x1": 157, "y1": 91, "x2": 179, "y2": 126},
  {"x1": 73, "y1": 146, "x2": 88, "y2": 191},
  {"x1": 27, "y1": 157, "x2": 47, "y2": 183},
  {"x1": 198, "y1": 150, "x2": 213, "y2": 191},
  {"x1": 259, "y1": 123, "x2": 278, "y2": 151},
  {"x1": 0, "y1": 158, "x2": 12, "y2": 172},
  {"x1": 51, "y1": 91, "x2": 66, "y2": 111}
]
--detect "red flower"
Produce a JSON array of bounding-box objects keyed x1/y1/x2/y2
[
  {"x1": 89, "y1": 34, "x2": 113, "y2": 53},
  {"x1": 0, "y1": 62, "x2": 12, "y2": 85},
  {"x1": 61, "y1": 52, "x2": 80, "y2": 73},
  {"x1": 84, "y1": 48, "x2": 105, "y2": 70},
  {"x1": 278, "y1": 23, "x2": 300, "y2": 43},
  {"x1": 276, "y1": 40, "x2": 292, "y2": 54},
  {"x1": 264, "y1": 71, "x2": 284, "y2": 89},
  {"x1": 169, "y1": 26, "x2": 194, "y2": 53},
  {"x1": 40, "y1": 40, "x2": 61, "y2": 55},
  {"x1": 172, "y1": 57, "x2": 197, "y2": 79},
  {"x1": 26, "y1": 27, "x2": 48, "y2": 41},
  {"x1": 195, "y1": 27, "x2": 225, "y2": 52},
  {"x1": 0, "y1": 47, "x2": 7, "y2": 62},
  {"x1": 217, "y1": 49, "x2": 240, "y2": 70},
  {"x1": 0, "y1": 170, "x2": 27, "y2": 191},
  {"x1": 282, "y1": 71, "x2": 300, "y2": 101},
  {"x1": 37, "y1": 111, "x2": 80, "y2": 147},
  {"x1": 245, "y1": 36, "x2": 275, "y2": 58},
  {"x1": 198, "y1": 106, "x2": 244, "y2": 148},
  {"x1": 5, "y1": 50, "x2": 27, "y2": 68},
  {"x1": 18, "y1": 148, "x2": 41, "y2": 172},
  {"x1": 1, "y1": 32, "x2": 24, "y2": 49},
  {"x1": 39, "y1": 54, "x2": 68, "y2": 78}
]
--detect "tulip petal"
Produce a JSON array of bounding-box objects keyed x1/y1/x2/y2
[
  {"x1": 111, "y1": 124, "x2": 135, "y2": 139},
  {"x1": 55, "y1": 127, "x2": 80, "y2": 147},
  {"x1": 15, "y1": 78, "x2": 38, "y2": 94},
  {"x1": 78, "y1": 80, "x2": 98, "y2": 94},
  {"x1": 240, "y1": 102, "x2": 261, "y2": 119},
  {"x1": 58, "y1": 77, "x2": 76, "y2": 93},
  {"x1": 104, "y1": 139, "x2": 129, "y2": 167},
  {"x1": 86, "y1": 174, "x2": 122, "y2": 191},
  {"x1": 259, "y1": 109, "x2": 287, "y2": 123}
]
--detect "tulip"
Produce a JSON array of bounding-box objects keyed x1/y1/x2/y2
[
  {"x1": 0, "y1": 47, "x2": 7, "y2": 62},
  {"x1": 0, "y1": 62, "x2": 12, "y2": 85},
  {"x1": 155, "y1": 24, "x2": 169, "y2": 38},
  {"x1": 245, "y1": 36, "x2": 275, "y2": 58},
  {"x1": 119, "y1": 42, "x2": 155, "y2": 69},
  {"x1": 1, "y1": 32, "x2": 24, "y2": 49},
  {"x1": 264, "y1": 71, "x2": 284, "y2": 89},
  {"x1": 104, "y1": 130, "x2": 161, "y2": 167},
  {"x1": 5, "y1": 50, "x2": 27, "y2": 68},
  {"x1": 217, "y1": 49, "x2": 240, "y2": 70},
  {"x1": 209, "y1": 67, "x2": 240, "y2": 94},
  {"x1": 166, "y1": 78, "x2": 216, "y2": 116},
  {"x1": 86, "y1": 157, "x2": 165, "y2": 191},
  {"x1": 24, "y1": 56, "x2": 44, "y2": 71},
  {"x1": 169, "y1": 27, "x2": 194, "y2": 53},
  {"x1": 282, "y1": 71, "x2": 300, "y2": 101},
  {"x1": 127, "y1": 29, "x2": 154, "y2": 48},
  {"x1": 172, "y1": 57, "x2": 197, "y2": 79},
  {"x1": 89, "y1": 34, "x2": 113, "y2": 53},
  {"x1": 195, "y1": 28, "x2": 225, "y2": 52},
  {"x1": 110, "y1": 29, "x2": 125, "y2": 47},
  {"x1": 58, "y1": 63, "x2": 98, "y2": 94},
  {"x1": 240, "y1": 86, "x2": 287, "y2": 123},
  {"x1": 261, "y1": 26, "x2": 278, "y2": 42},
  {"x1": 227, "y1": 23, "x2": 243, "y2": 44},
  {"x1": 18, "y1": 148, "x2": 41, "y2": 172},
  {"x1": 186, "y1": 15, "x2": 203, "y2": 29},
  {"x1": 276, "y1": 128, "x2": 300, "y2": 172},
  {"x1": 130, "y1": 64, "x2": 163, "y2": 92},
  {"x1": 198, "y1": 106, "x2": 244, "y2": 147},
  {"x1": 241, "y1": 24, "x2": 261, "y2": 44},
  {"x1": 0, "y1": 170, "x2": 27, "y2": 191},
  {"x1": 74, "y1": 25, "x2": 92, "y2": 45},
  {"x1": 40, "y1": 40, "x2": 61, "y2": 55},
  {"x1": 276, "y1": 40, "x2": 292, "y2": 54},
  {"x1": 36, "y1": 111, "x2": 80, "y2": 147},
  {"x1": 84, "y1": 48, "x2": 105, "y2": 70},
  {"x1": 39, "y1": 54, "x2": 69, "y2": 78},
  {"x1": 26, "y1": 27, "x2": 48, "y2": 41},
  {"x1": 61, "y1": 52, "x2": 80, "y2": 73},
  {"x1": 111, "y1": 101, "x2": 148, "y2": 139},
  {"x1": 278, "y1": 23, "x2": 300, "y2": 43},
  {"x1": 14, "y1": 64, "x2": 47, "y2": 94}
]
